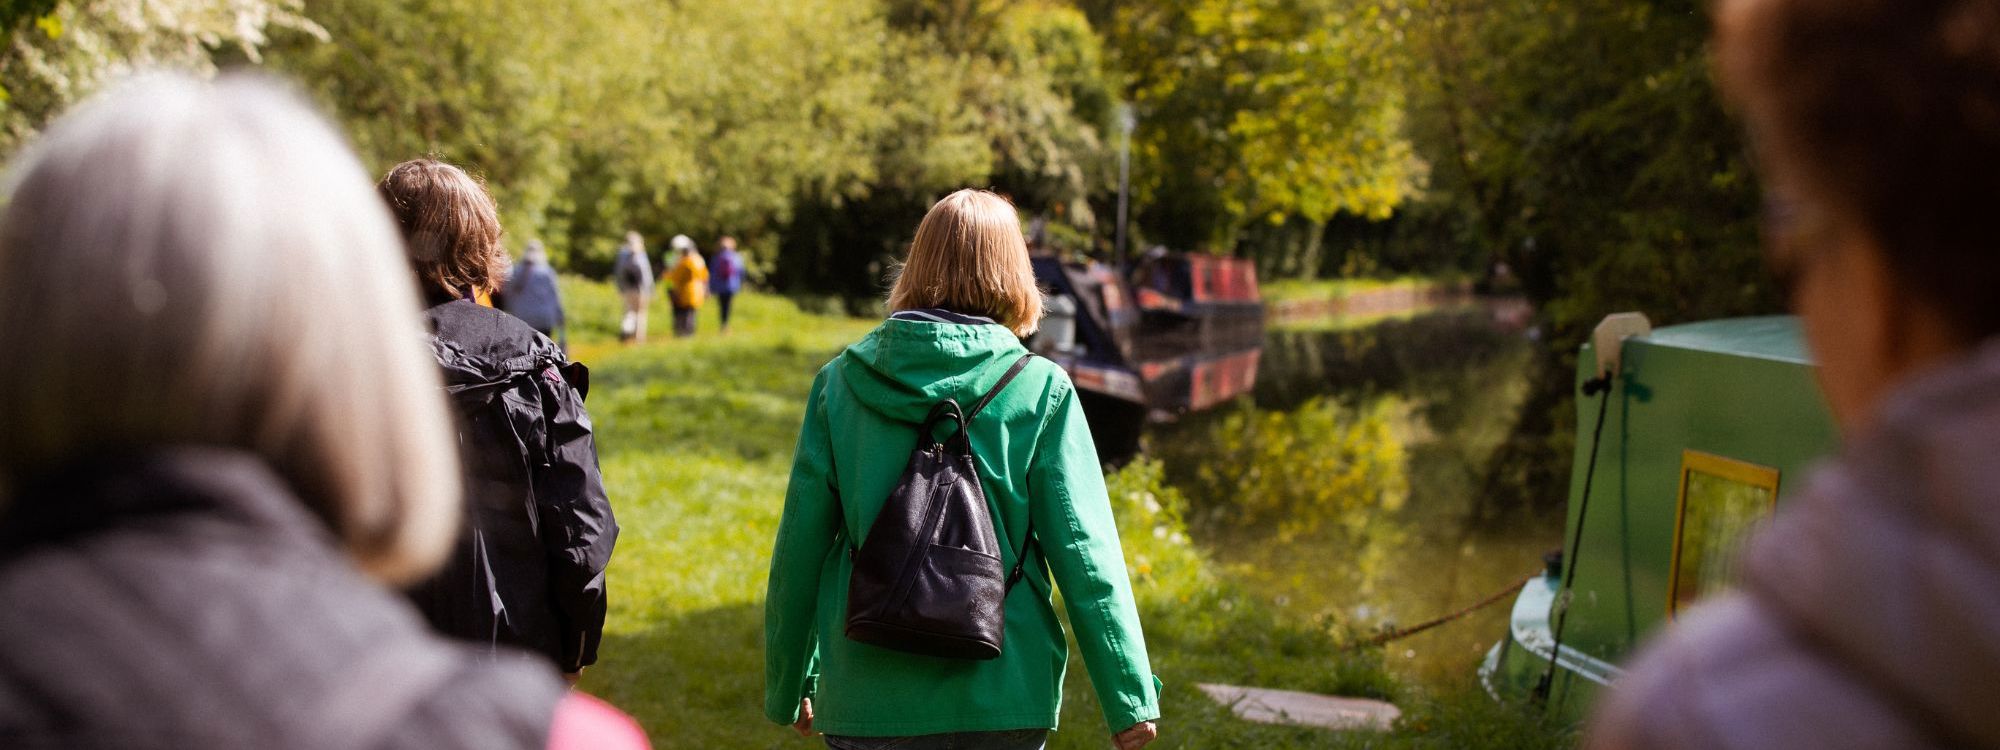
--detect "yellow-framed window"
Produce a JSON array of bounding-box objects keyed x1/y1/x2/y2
[{"x1": 1667, "y1": 450, "x2": 1781, "y2": 618}]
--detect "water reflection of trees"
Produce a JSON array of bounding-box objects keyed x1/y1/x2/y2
[
  {"x1": 1160, "y1": 308, "x2": 1541, "y2": 524},
  {"x1": 1147, "y1": 309, "x2": 1556, "y2": 677},
  {"x1": 1160, "y1": 395, "x2": 1415, "y2": 607},
  {"x1": 1255, "y1": 310, "x2": 1530, "y2": 411},
  {"x1": 1173, "y1": 396, "x2": 1409, "y2": 542}
]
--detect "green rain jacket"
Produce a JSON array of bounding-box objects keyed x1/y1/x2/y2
[{"x1": 764, "y1": 317, "x2": 1162, "y2": 737}]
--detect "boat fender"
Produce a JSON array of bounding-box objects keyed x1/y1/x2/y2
[{"x1": 1592, "y1": 312, "x2": 1652, "y2": 380}]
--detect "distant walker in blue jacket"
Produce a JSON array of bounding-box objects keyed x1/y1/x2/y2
[
  {"x1": 504, "y1": 239, "x2": 566, "y2": 342},
  {"x1": 709, "y1": 235, "x2": 747, "y2": 333}
]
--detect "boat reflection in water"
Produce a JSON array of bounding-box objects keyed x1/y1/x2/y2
[{"x1": 1029, "y1": 252, "x2": 1265, "y2": 463}]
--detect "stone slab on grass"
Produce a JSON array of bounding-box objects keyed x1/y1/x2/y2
[{"x1": 1197, "y1": 683, "x2": 1401, "y2": 731}]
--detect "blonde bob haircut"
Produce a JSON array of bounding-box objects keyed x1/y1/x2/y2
[
  {"x1": 888, "y1": 189, "x2": 1044, "y2": 337},
  {"x1": 0, "y1": 73, "x2": 462, "y2": 585}
]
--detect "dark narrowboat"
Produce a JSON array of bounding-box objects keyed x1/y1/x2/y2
[
  {"x1": 1030, "y1": 253, "x2": 1265, "y2": 461},
  {"x1": 1130, "y1": 248, "x2": 1266, "y2": 335}
]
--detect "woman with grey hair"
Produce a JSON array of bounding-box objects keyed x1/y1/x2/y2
[{"x1": 0, "y1": 74, "x2": 646, "y2": 749}]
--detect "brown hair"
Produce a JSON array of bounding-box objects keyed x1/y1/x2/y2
[
  {"x1": 377, "y1": 158, "x2": 507, "y2": 295},
  {"x1": 889, "y1": 189, "x2": 1044, "y2": 337},
  {"x1": 1717, "y1": 0, "x2": 2000, "y2": 340}
]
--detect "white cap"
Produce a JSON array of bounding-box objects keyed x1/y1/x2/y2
[{"x1": 671, "y1": 234, "x2": 696, "y2": 252}]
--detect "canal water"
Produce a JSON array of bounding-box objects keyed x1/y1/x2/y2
[{"x1": 1139, "y1": 303, "x2": 1564, "y2": 688}]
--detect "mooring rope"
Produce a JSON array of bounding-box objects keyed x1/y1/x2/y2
[
  {"x1": 1351, "y1": 569, "x2": 1540, "y2": 648},
  {"x1": 1534, "y1": 374, "x2": 1615, "y2": 705}
]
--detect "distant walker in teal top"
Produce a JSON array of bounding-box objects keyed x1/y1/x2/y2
[{"x1": 764, "y1": 190, "x2": 1163, "y2": 750}]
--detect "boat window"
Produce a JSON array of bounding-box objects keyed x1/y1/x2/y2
[{"x1": 1668, "y1": 451, "x2": 1780, "y2": 618}]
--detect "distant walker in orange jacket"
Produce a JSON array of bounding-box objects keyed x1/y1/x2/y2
[{"x1": 666, "y1": 233, "x2": 708, "y2": 338}]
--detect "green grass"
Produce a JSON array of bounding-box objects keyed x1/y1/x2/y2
[
  {"x1": 556, "y1": 278, "x2": 1572, "y2": 748},
  {"x1": 1262, "y1": 275, "x2": 1468, "y2": 306}
]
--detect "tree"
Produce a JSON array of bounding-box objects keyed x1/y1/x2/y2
[
  {"x1": 1080, "y1": 0, "x2": 1419, "y2": 268},
  {"x1": 268, "y1": 0, "x2": 910, "y2": 276},
  {"x1": 1386, "y1": 0, "x2": 1778, "y2": 509},
  {"x1": 0, "y1": 0, "x2": 320, "y2": 153},
  {"x1": 777, "y1": 0, "x2": 1126, "y2": 305}
]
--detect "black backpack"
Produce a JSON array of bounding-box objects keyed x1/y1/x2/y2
[
  {"x1": 841, "y1": 353, "x2": 1038, "y2": 660},
  {"x1": 615, "y1": 250, "x2": 645, "y2": 289}
]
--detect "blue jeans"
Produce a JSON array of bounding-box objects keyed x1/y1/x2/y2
[{"x1": 824, "y1": 730, "x2": 1049, "y2": 750}]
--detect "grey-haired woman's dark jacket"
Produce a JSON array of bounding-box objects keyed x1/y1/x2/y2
[
  {"x1": 0, "y1": 449, "x2": 566, "y2": 749},
  {"x1": 411, "y1": 298, "x2": 618, "y2": 673}
]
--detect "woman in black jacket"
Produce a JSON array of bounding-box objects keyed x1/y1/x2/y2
[
  {"x1": 0, "y1": 75, "x2": 644, "y2": 748},
  {"x1": 378, "y1": 158, "x2": 619, "y2": 683}
]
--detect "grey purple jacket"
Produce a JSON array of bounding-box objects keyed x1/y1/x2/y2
[
  {"x1": 1590, "y1": 341, "x2": 2000, "y2": 748},
  {"x1": 0, "y1": 449, "x2": 566, "y2": 749}
]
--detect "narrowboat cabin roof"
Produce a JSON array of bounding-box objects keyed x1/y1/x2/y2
[
  {"x1": 1641, "y1": 316, "x2": 1812, "y2": 365},
  {"x1": 1482, "y1": 314, "x2": 1839, "y2": 721}
]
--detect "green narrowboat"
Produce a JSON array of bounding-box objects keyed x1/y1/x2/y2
[{"x1": 1480, "y1": 314, "x2": 1841, "y2": 720}]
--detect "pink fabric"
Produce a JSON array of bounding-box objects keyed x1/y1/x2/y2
[{"x1": 548, "y1": 692, "x2": 650, "y2": 750}]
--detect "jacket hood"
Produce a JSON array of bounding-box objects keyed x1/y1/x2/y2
[
  {"x1": 1742, "y1": 339, "x2": 2000, "y2": 744},
  {"x1": 431, "y1": 335, "x2": 559, "y2": 387},
  {"x1": 425, "y1": 300, "x2": 563, "y2": 387},
  {"x1": 834, "y1": 319, "x2": 1029, "y2": 424}
]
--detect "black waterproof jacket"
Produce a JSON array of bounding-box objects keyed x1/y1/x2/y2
[
  {"x1": 411, "y1": 298, "x2": 618, "y2": 673},
  {"x1": 0, "y1": 449, "x2": 566, "y2": 749}
]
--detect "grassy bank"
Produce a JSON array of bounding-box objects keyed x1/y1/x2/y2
[
  {"x1": 555, "y1": 278, "x2": 1572, "y2": 748},
  {"x1": 1264, "y1": 275, "x2": 1487, "y2": 334},
  {"x1": 1262, "y1": 276, "x2": 1466, "y2": 307}
]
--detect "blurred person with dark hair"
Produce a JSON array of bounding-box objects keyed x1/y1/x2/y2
[
  {"x1": 1589, "y1": 1, "x2": 2000, "y2": 747},
  {"x1": 0, "y1": 74, "x2": 644, "y2": 749},
  {"x1": 379, "y1": 158, "x2": 619, "y2": 686},
  {"x1": 506, "y1": 239, "x2": 567, "y2": 345},
  {"x1": 709, "y1": 235, "x2": 746, "y2": 333}
]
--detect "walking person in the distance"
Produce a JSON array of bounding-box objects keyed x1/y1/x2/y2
[
  {"x1": 505, "y1": 239, "x2": 568, "y2": 349},
  {"x1": 710, "y1": 235, "x2": 747, "y2": 334}
]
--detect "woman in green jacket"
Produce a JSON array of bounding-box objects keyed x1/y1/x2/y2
[{"x1": 764, "y1": 190, "x2": 1161, "y2": 750}]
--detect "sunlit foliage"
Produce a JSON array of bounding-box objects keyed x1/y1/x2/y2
[
  {"x1": 1078, "y1": 0, "x2": 1421, "y2": 265},
  {"x1": 0, "y1": 0, "x2": 320, "y2": 151}
]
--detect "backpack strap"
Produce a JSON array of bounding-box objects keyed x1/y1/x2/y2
[
  {"x1": 972, "y1": 353, "x2": 1039, "y2": 593},
  {"x1": 1004, "y1": 516, "x2": 1038, "y2": 594},
  {"x1": 967, "y1": 353, "x2": 1036, "y2": 420},
  {"x1": 838, "y1": 354, "x2": 1040, "y2": 562},
  {"x1": 932, "y1": 353, "x2": 1036, "y2": 454}
]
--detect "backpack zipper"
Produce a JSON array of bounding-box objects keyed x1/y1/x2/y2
[{"x1": 882, "y1": 448, "x2": 961, "y2": 611}]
